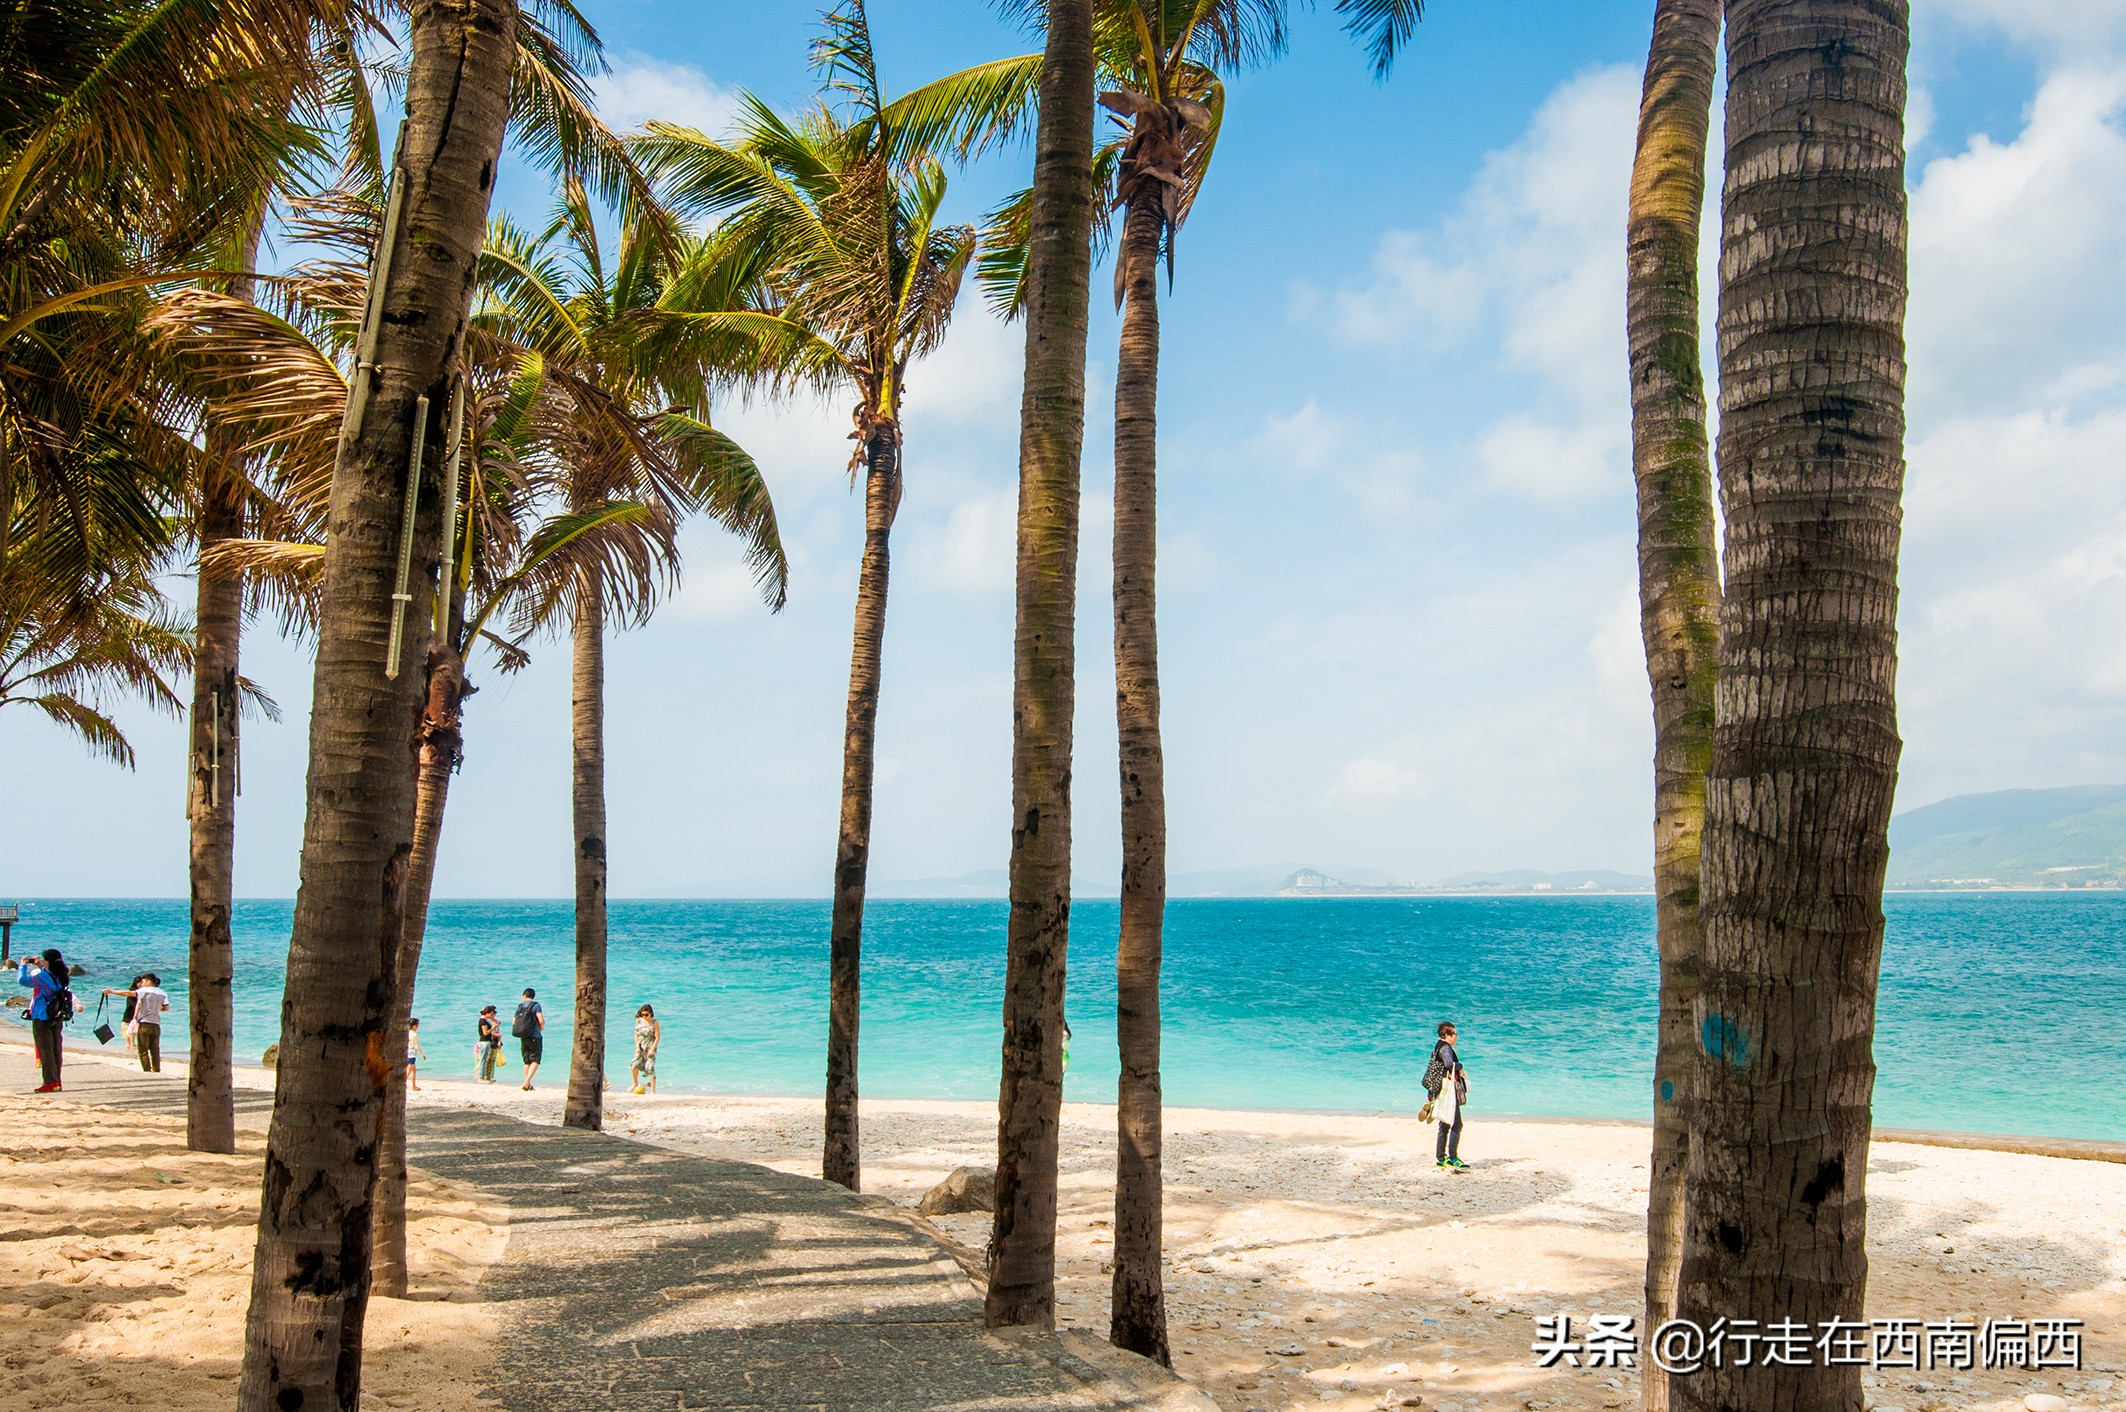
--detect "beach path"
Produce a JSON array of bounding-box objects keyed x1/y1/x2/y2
[{"x1": 9, "y1": 1046, "x2": 1211, "y2": 1412}]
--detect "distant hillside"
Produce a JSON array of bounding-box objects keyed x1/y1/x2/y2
[
  {"x1": 1429, "y1": 868, "x2": 1653, "y2": 894},
  {"x1": 1888, "y1": 785, "x2": 2126, "y2": 889}
]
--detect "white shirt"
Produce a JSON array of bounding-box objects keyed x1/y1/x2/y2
[{"x1": 134, "y1": 987, "x2": 169, "y2": 1026}]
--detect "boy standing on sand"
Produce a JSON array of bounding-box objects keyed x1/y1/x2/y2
[
  {"x1": 513, "y1": 988, "x2": 544, "y2": 1091},
  {"x1": 1426, "y1": 1021, "x2": 1468, "y2": 1170}
]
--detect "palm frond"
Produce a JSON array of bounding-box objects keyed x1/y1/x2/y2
[{"x1": 1335, "y1": 0, "x2": 1426, "y2": 79}]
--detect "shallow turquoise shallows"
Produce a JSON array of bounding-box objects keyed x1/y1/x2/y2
[{"x1": 11, "y1": 894, "x2": 2121, "y2": 1140}]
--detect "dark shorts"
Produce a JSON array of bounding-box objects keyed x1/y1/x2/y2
[{"x1": 520, "y1": 1035, "x2": 543, "y2": 1064}]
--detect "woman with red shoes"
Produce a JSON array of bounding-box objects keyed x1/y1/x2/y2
[{"x1": 15, "y1": 949, "x2": 73, "y2": 1092}]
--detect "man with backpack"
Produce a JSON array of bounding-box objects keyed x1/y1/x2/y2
[
  {"x1": 15, "y1": 949, "x2": 74, "y2": 1092},
  {"x1": 512, "y1": 988, "x2": 544, "y2": 1091}
]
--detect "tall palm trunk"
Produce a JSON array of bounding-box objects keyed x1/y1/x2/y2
[
  {"x1": 1673, "y1": 8, "x2": 1908, "y2": 1412},
  {"x1": 186, "y1": 222, "x2": 267, "y2": 1156},
  {"x1": 823, "y1": 427, "x2": 899, "y2": 1190},
  {"x1": 236, "y1": 3, "x2": 516, "y2": 1407},
  {"x1": 1624, "y1": 4, "x2": 1720, "y2": 1405},
  {"x1": 371, "y1": 641, "x2": 466, "y2": 1297},
  {"x1": 987, "y1": 0, "x2": 1096, "y2": 1331},
  {"x1": 1108, "y1": 191, "x2": 1168, "y2": 1365},
  {"x1": 565, "y1": 570, "x2": 610, "y2": 1131},
  {"x1": 186, "y1": 447, "x2": 244, "y2": 1156}
]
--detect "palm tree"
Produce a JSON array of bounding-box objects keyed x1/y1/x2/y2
[
  {"x1": 235, "y1": 0, "x2": 519, "y2": 1405},
  {"x1": 636, "y1": 0, "x2": 975, "y2": 1193},
  {"x1": 476, "y1": 187, "x2": 788, "y2": 1137},
  {"x1": 897, "y1": 0, "x2": 1420, "y2": 1336},
  {"x1": 0, "y1": 560, "x2": 199, "y2": 765},
  {"x1": 1673, "y1": 8, "x2": 1909, "y2": 1412},
  {"x1": 981, "y1": 0, "x2": 1099, "y2": 1331},
  {"x1": 1623, "y1": 3, "x2": 1720, "y2": 1405}
]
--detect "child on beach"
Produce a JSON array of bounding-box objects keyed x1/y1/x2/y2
[
  {"x1": 630, "y1": 1005, "x2": 660, "y2": 1094},
  {"x1": 476, "y1": 1005, "x2": 502, "y2": 1082},
  {"x1": 408, "y1": 1017, "x2": 426, "y2": 1091},
  {"x1": 1425, "y1": 1021, "x2": 1469, "y2": 1170}
]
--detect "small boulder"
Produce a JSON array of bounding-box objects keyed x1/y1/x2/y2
[
  {"x1": 917, "y1": 1165, "x2": 995, "y2": 1215},
  {"x1": 262, "y1": 1042, "x2": 280, "y2": 1070},
  {"x1": 2024, "y1": 1397, "x2": 2068, "y2": 1412}
]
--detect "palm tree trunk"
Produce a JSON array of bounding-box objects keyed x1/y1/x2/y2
[
  {"x1": 565, "y1": 571, "x2": 609, "y2": 1131},
  {"x1": 823, "y1": 428, "x2": 899, "y2": 1190},
  {"x1": 1674, "y1": 7, "x2": 1908, "y2": 1412},
  {"x1": 236, "y1": 3, "x2": 516, "y2": 1408},
  {"x1": 186, "y1": 219, "x2": 266, "y2": 1157},
  {"x1": 371, "y1": 643, "x2": 465, "y2": 1297},
  {"x1": 1624, "y1": 5, "x2": 1720, "y2": 1405},
  {"x1": 186, "y1": 449, "x2": 244, "y2": 1156},
  {"x1": 987, "y1": 0, "x2": 1097, "y2": 1331},
  {"x1": 1108, "y1": 192, "x2": 1168, "y2": 1365}
]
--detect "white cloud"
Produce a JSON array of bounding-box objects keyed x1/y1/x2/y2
[
  {"x1": 1300, "y1": 66, "x2": 1640, "y2": 507},
  {"x1": 593, "y1": 55, "x2": 739, "y2": 135},
  {"x1": 1313, "y1": 64, "x2": 1637, "y2": 409},
  {"x1": 913, "y1": 488, "x2": 1017, "y2": 595},
  {"x1": 1908, "y1": 67, "x2": 2126, "y2": 415},
  {"x1": 1931, "y1": 0, "x2": 2126, "y2": 53},
  {"x1": 1478, "y1": 416, "x2": 1622, "y2": 502}
]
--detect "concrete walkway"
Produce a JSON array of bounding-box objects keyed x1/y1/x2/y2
[{"x1": 14, "y1": 1046, "x2": 1213, "y2": 1412}]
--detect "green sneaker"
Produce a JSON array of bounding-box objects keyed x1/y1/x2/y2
[
  {"x1": 1447, "y1": 1158, "x2": 1469, "y2": 1169},
  {"x1": 1436, "y1": 1159, "x2": 1450, "y2": 1168}
]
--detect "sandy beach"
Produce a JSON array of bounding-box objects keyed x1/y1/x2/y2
[
  {"x1": 0, "y1": 1044, "x2": 507, "y2": 1412},
  {"x1": 383, "y1": 1065, "x2": 2124, "y2": 1412},
  {"x1": 5, "y1": 1035, "x2": 2120, "y2": 1412}
]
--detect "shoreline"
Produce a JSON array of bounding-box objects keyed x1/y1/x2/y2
[{"x1": 12, "y1": 1030, "x2": 2123, "y2": 1160}]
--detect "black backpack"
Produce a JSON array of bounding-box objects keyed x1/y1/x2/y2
[
  {"x1": 511, "y1": 1003, "x2": 536, "y2": 1038},
  {"x1": 49, "y1": 986, "x2": 75, "y2": 1025}
]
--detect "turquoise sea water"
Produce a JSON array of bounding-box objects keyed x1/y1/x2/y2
[{"x1": 8, "y1": 894, "x2": 2121, "y2": 1140}]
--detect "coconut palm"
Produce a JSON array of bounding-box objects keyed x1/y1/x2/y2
[
  {"x1": 635, "y1": 0, "x2": 975, "y2": 1193},
  {"x1": 475, "y1": 185, "x2": 787, "y2": 1139},
  {"x1": 1623, "y1": 3, "x2": 1720, "y2": 1404},
  {"x1": 175, "y1": 178, "x2": 783, "y2": 1290},
  {"x1": 0, "y1": 560, "x2": 195, "y2": 767},
  {"x1": 894, "y1": 0, "x2": 1421, "y2": 1341},
  {"x1": 235, "y1": 0, "x2": 518, "y2": 1403},
  {"x1": 1673, "y1": 8, "x2": 1909, "y2": 1412},
  {"x1": 168, "y1": 0, "x2": 672, "y2": 1160}
]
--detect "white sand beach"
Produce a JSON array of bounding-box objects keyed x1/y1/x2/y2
[
  {"x1": 388, "y1": 1068, "x2": 2125, "y2": 1412},
  {"x1": 7, "y1": 1038, "x2": 2120, "y2": 1412},
  {"x1": 0, "y1": 1044, "x2": 506, "y2": 1412}
]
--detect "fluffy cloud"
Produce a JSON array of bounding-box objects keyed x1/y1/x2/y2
[{"x1": 592, "y1": 55, "x2": 739, "y2": 135}]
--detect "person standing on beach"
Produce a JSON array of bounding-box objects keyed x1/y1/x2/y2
[
  {"x1": 15, "y1": 950, "x2": 72, "y2": 1092},
  {"x1": 101, "y1": 973, "x2": 168, "y2": 1073},
  {"x1": 630, "y1": 1004, "x2": 660, "y2": 1094},
  {"x1": 1425, "y1": 1021, "x2": 1469, "y2": 1170},
  {"x1": 513, "y1": 988, "x2": 544, "y2": 1091},
  {"x1": 407, "y1": 1018, "x2": 426, "y2": 1091},
  {"x1": 476, "y1": 1005, "x2": 502, "y2": 1082}
]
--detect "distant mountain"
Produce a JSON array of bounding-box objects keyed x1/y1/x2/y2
[
  {"x1": 1888, "y1": 785, "x2": 2126, "y2": 889},
  {"x1": 1170, "y1": 862, "x2": 1405, "y2": 897},
  {"x1": 1428, "y1": 868, "x2": 1653, "y2": 894}
]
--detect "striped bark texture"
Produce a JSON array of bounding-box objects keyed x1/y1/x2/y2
[
  {"x1": 1107, "y1": 189, "x2": 1169, "y2": 1366},
  {"x1": 566, "y1": 571, "x2": 610, "y2": 1132},
  {"x1": 1625, "y1": 3, "x2": 1722, "y2": 1405},
  {"x1": 236, "y1": 2, "x2": 516, "y2": 1407},
  {"x1": 1675, "y1": 6, "x2": 1909, "y2": 1412},
  {"x1": 824, "y1": 429, "x2": 899, "y2": 1191},
  {"x1": 988, "y1": 0, "x2": 1096, "y2": 1332}
]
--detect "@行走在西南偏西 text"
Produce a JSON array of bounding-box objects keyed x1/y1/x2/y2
[{"x1": 1530, "y1": 1315, "x2": 2084, "y2": 1374}]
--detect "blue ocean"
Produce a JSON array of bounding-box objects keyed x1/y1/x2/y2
[{"x1": 10, "y1": 894, "x2": 2121, "y2": 1140}]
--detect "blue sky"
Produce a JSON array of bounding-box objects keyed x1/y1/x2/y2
[{"x1": 13, "y1": 0, "x2": 2126, "y2": 897}]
